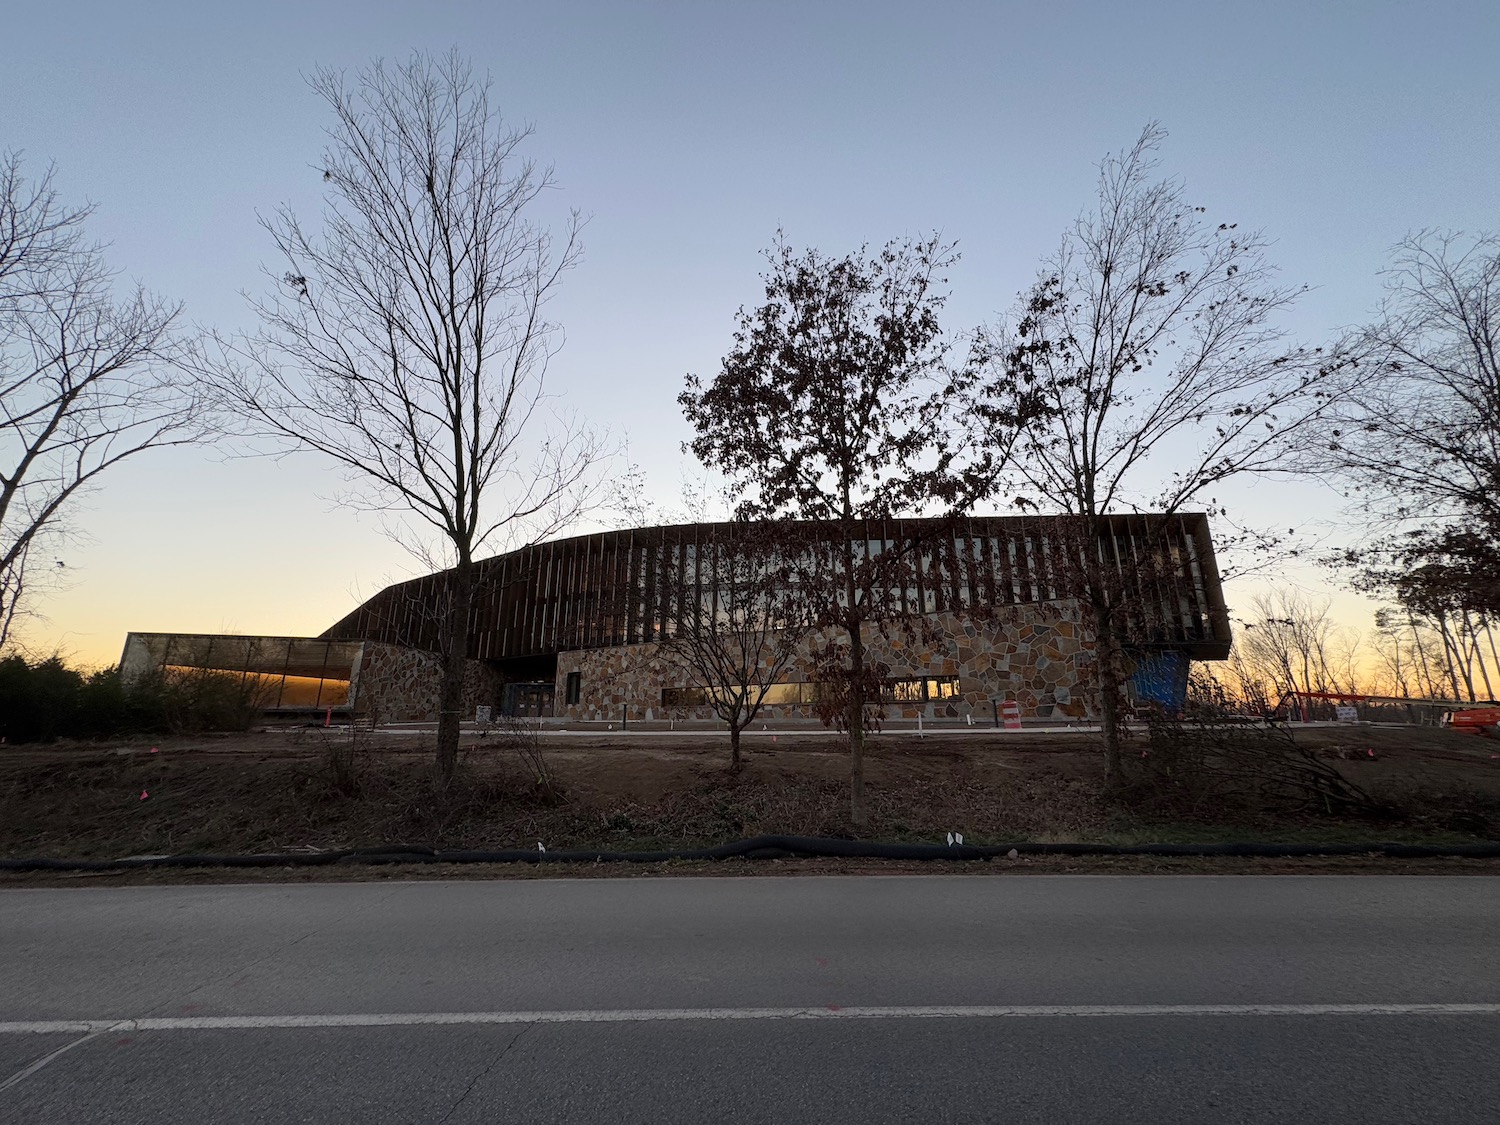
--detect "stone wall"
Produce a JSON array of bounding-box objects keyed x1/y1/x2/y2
[
  {"x1": 352, "y1": 642, "x2": 505, "y2": 722},
  {"x1": 554, "y1": 602, "x2": 1097, "y2": 723}
]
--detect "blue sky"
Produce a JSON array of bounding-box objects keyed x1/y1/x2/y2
[{"x1": 4, "y1": 0, "x2": 1497, "y2": 663}]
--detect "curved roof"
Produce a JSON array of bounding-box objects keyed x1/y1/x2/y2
[{"x1": 321, "y1": 513, "x2": 1231, "y2": 662}]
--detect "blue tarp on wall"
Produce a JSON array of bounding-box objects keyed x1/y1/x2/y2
[{"x1": 1129, "y1": 650, "x2": 1190, "y2": 709}]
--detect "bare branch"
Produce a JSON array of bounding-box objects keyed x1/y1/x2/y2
[
  {"x1": 967, "y1": 124, "x2": 1351, "y2": 788},
  {"x1": 0, "y1": 153, "x2": 204, "y2": 650},
  {"x1": 1323, "y1": 230, "x2": 1500, "y2": 527},
  {"x1": 655, "y1": 521, "x2": 817, "y2": 770},
  {"x1": 196, "y1": 51, "x2": 606, "y2": 788}
]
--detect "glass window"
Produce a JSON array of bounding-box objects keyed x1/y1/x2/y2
[
  {"x1": 662, "y1": 686, "x2": 706, "y2": 707},
  {"x1": 286, "y1": 639, "x2": 334, "y2": 680},
  {"x1": 888, "y1": 676, "x2": 959, "y2": 702},
  {"x1": 759, "y1": 683, "x2": 807, "y2": 705},
  {"x1": 277, "y1": 674, "x2": 324, "y2": 707},
  {"x1": 664, "y1": 682, "x2": 819, "y2": 708},
  {"x1": 135, "y1": 634, "x2": 367, "y2": 710},
  {"x1": 317, "y1": 677, "x2": 351, "y2": 707}
]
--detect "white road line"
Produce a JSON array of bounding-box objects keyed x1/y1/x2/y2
[{"x1": 3, "y1": 1003, "x2": 1500, "y2": 1035}]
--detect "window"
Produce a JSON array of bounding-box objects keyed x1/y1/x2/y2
[
  {"x1": 662, "y1": 686, "x2": 706, "y2": 707},
  {"x1": 565, "y1": 671, "x2": 581, "y2": 705},
  {"x1": 146, "y1": 634, "x2": 363, "y2": 711},
  {"x1": 662, "y1": 682, "x2": 821, "y2": 708},
  {"x1": 760, "y1": 682, "x2": 813, "y2": 705},
  {"x1": 891, "y1": 680, "x2": 925, "y2": 703},
  {"x1": 887, "y1": 676, "x2": 961, "y2": 703}
]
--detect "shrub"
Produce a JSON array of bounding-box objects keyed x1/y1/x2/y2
[
  {"x1": 142, "y1": 667, "x2": 274, "y2": 735},
  {"x1": 0, "y1": 656, "x2": 81, "y2": 742},
  {"x1": 1128, "y1": 705, "x2": 1378, "y2": 819},
  {"x1": 0, "y1": 656, "x2": 270, "y2": 742}
]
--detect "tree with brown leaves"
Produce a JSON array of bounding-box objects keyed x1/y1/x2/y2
[{"x1": 681, "y1": 233, "x2": 1005, "y2": 824}]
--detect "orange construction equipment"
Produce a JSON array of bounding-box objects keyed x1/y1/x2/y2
[{"x1": 1447, "y1": 707, "x2": 1500, "y2": 734}]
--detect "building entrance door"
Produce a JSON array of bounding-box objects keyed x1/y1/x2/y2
[{"x1": 503, "y1": 682, "x2": 555, "y2": 717}]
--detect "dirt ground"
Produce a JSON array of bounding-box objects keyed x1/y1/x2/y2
[{"x1": 2, "y1": 724, "x2": 1498, "y2": 883}]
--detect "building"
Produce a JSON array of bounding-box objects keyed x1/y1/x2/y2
[{"x1": 122, "y1": 512, "x2": 1231, "y2": 723}]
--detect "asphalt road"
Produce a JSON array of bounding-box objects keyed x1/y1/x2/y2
[{"x1": 3, "y1": 875, "x2": 1498, "y2": 1123}]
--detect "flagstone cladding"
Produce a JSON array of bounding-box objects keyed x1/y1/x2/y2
[
  {"x1": 353, "y1": 641, "x2": 504, "y2": 722},
  {"x1": 554, "y1": 602, "x2": 1096, "y2": 723}
]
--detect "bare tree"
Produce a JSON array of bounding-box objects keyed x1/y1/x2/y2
[
  {"x1": 657, "y1": 521, "x2": 816, "y2": 770},
  {"x1": 1320, "y1": 232, "x2": 1500, "y2": 704},
  {"x1": 1, "y1": 154, "x2": 203, "y2": 651},
  {"x1": 1366, "y1": 609, "x2": 1415, "y2": 697},
  {"x1": 1328, "y1": 231, "x2": 1500, "y2": 526},
  {"x1": 681, "y1": 234, "x2": 1004, "y2": 824},
  {"x1": 1235, "y1": 589, "x2": 1345, "y2": 701},
  {"x1": 1328, "y1": 626, "x2": 1365, "y2": 696},
  {"x1": 970, "y1": 124, "x2": 1353, "y2": 789},
  {"x1": 208, "y1": 51, "x2": 604, "y2": 789},
  {"x1": 1209, "y1": 644, "x2": 1276, "y2": 715},
  {"x1": 1350, "y1": 542, "x2": 1500, "y2": 703}
]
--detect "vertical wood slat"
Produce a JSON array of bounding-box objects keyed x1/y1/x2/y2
[
  {"x1": 317, "y1": 513, "x2": 1230, "y2": 662},
  {"x1": 582, "y1": 535, "x2": 598, "y2": 650}
]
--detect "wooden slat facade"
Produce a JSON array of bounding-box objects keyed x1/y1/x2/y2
[{"x1": 319, "y1": 513, "x2": 1232, "y2": 664}]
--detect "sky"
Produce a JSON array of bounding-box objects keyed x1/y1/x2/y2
[{"x1": 3, "y1": 0, "x2": 1497, "y2": 666}]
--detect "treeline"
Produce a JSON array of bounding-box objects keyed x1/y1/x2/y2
[
  {"x1": 1208, "y1": 587, "x2": 1498, "y2": 710},
  {"x1": 0, "y1": 656, "x2": 264, "y2": 743}
]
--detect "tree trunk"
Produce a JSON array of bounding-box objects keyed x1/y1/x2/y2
[
  {"x1": 435, "y1": 554, "x2": 475, "y2": 791},
  {"x1": 847, "y1": 605, "x2": 867, "y2": 827},
  {"x1": 729, "y1": 724, "x2": 742, "y2": 772},
  {"x1": 1409, "y1": 614, "x2": 1436, "y2": 698},
  {"x1": 1436, "y1": 614, "x2": 1469, "y2": 700},
  {"x1": 1484, "y1": 619, "x2": 1500, "y2": 699},
  {"x1": 1464, "y1": 612, "x2": 1495, "y2": 702},
  {"x1": 1093, "y1": 598, "x2": 1127, "y2": 792},
  {"x1": 843, "y1": 529, "x2": 868, "y2": 828}
]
